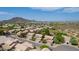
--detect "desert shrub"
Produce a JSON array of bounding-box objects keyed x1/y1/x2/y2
[
  {"x1": 40, "y1": 45, "x2": 49, "y2": 49},
  {"x1": 60, "y1": 32, "x2": 67, "y2": 36},
  {"x1": 40, "y1": 35, "x2": 45, "y2": 42},
  {"x1": 19, "y1": 32, "x2": 26, "y2": 38},
  {"x1": 31, "y1": 34, "x2": 36, "y2": 41},
  {"x1": 31, "y1": 37, "x2": 36, "y2": 41},
  {"x1": 42, "y1": 39, "x2": 47, "y2": 43},
  {"x1": 0, "y1": 29, "x2": 4, "y2": 35},
  {"x1": 40, "y1": 28, "x2": 50, "y2": 35},
  {"x1": 7, "y1": 25, "x2": 15, "y2": 30},
  {"x1": 70, "y1": 37, "x2": 78, "y2": 45},
  {"x1": 50, "y1": 29, "x2": 67, "y2": 36},
  {"x1": 53, "y1": 32, "x2": 65, "y2": 44},
  {"x1": 53, "y1": 37, "x2": 60, "y2": 44}
]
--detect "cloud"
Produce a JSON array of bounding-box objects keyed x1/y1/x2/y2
[
  {"x1": 63, "y1": 7, "x2": 79, "y2": 13},
  {"x1": 0, "y1": 11, "x2": 13, "y2": 15},
  {"x1": 31, "y1": 7, "x2": 79, "y2": 13},
  {"x1": 31, "y1": 7, "x2": 62, "y2": 11}
]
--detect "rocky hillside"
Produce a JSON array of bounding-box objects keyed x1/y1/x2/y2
[{"x1": 0, "y1": 17, "x2": 35, "y2": 24}]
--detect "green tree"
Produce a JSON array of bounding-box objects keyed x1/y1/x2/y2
[
  {"x1": 7, "y1": 24, "x2": 15, "y2": 30},
  {"x1": 41, "y1": 28, "x2": 50, "y2": 35},
  {"x1": 40, "y1": 45, "x2": 49, "y2": 49},
  {"x1": 70, "y1": 37, "x2": 78, "y2": 45},
  {"x1": 53, "y1": 32, "x2": 65, "y2": 44},
  {"x1": 53, "y1": 37, "x2": 60, "y2": 44}
]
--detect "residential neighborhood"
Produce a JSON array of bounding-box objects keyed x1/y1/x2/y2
[
  {"x1": 0, "y1": 17, "x2": 79, "y2": 51},
  {"x1": 0, "y1": 7, "x2": 79, "y2": 51}
]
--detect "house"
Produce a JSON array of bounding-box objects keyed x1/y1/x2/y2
[
  {"x1": 0, "y1": 36, "x2": 7, "y2": 44},
  {"x1": 15, "y1": 42, "x2": 33, "y2": 51},
  {"x1": 44, "y1": 35, "x2": 54, "y2": 46},
  {"x1": 29, "y1": 29, "x2": 34, "y2": 33},
  {"x1": 8, "y1": 29, "x2": 15, "y2": 34},
  {"x1": 22, "y1": 42, "x2": 33, "y2": 48},
  {"x1": 27, "y1": 33, "x2": 35, "y2": 37},
  {"x1": 22, "y1": 30, "x2": 28, "y2": 34},
  {"x1": 34, "y1": 34, "x2": 42, "y2": 38},
  {"x1": 16, "y1": 31, "x2": 22, "y2": 37},
  {"x1": 44, "y1": 35, "x2": 54, "y2": 40},
  {"x1": 26, "y1": 33, "x2": 35, "y2": 40},
  {"x1": 35, "y1": 38, "x2": 41, "y2": 43},
  {"x1": 15, "y1": 43, "x2": 28, "y2": 51},
  {"x1": 34, "y1": 34, "x2": 43, "y2": 43},
  {"x1": 2, "y1": 39, "x2": 17, "y2": 50}
]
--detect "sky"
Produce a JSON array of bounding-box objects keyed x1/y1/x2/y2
[{"x1": 0, "y1": 7, "x2": 79, "y2": 21}]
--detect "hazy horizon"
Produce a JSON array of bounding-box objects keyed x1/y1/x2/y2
[{"x1": 0, "y1": 7, "x2": 79, "y2": 21}]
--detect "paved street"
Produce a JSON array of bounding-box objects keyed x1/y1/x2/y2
[
  {"x1": 1, "y1": 35, "x2": 79, "y2": 51},
  {"x1": 53, "y1": 45, "x2": 79, "y2": 51}
]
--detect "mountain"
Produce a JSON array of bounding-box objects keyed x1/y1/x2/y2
[{"x1": 0, "y1": 17, "x2": 35, "y2": 24}]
